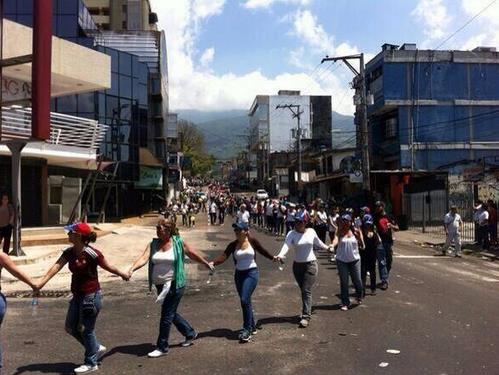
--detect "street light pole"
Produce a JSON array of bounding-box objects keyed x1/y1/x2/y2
[{"x1": 321, "y1": 53, "x2": 371, "y2": 193}]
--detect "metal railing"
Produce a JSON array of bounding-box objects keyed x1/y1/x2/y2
[{"x1": 1, "y1": 106, "x2": 108, "y2": 151}]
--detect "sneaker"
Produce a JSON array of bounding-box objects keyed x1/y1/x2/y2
[
  {"x1": 238, "y1": 330, "x2": 251, "y2": 343},
  {"x1": 74, "y1": 364, "x2": 99, "y2": 374},
  {"x1": 455, "y1": 253, "x2": 462, "y2": 258},
  {"x1": 181, "y1": 332, "x2": 198, "y2": 347},
  {"x1": 340, "y1": 305, "x2": 349, "y2": 311},
  {"x1": 299, "y1": 318, "x2": 309, "y2": 328},
  {"x1": 147, "y1": 349, "x2": 168, "y2": 358},
  {"x1": 371, "y1": 289, "x2": 377, "y2": 296},
  {"x1": 251, "y1": 326, "x2": 258, "y2": 335},
  {"x1": 96, "y1": 345, "x2": 106, "y2": 360},
  {"x1": 381, "y1": 282, "x2": 388, "y2": 290},
  {"x1": 356, "y1": 298, "x2": 363, "y2": 305}
]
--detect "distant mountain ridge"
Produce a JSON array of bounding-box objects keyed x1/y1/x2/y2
[{"x1": 175, "y1": 109, "x2": 355, "y2": 159}]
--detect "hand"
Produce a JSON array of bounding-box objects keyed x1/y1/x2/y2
[
  {"x1": 207, "y1": 262, "x2": 215, "y2": 272},
  {"x1": 31, "y1": 285, "x2": 40, "y2": 297},
  {"x1": 121, "y1": 272, "x2": 130, "y2": 281},
  {"x1": 272, "y1": 256, "x2": 278, "y2": 262},
  {"x1": 328, "y1": 245, "x2": 334, "y2": 253}
]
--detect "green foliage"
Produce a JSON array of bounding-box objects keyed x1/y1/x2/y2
[{"x1": 178, "y1": 119, "x2": 215, "y2": 177}]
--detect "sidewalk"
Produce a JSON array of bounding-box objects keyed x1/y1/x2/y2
[
  {"x1": 1, "y1": 213, "x2": 218, "y2": 296},
  {"x1": 395, "y1": 229, "x2": 499, "y2": 260}
]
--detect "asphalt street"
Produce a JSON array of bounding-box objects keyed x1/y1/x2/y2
[{"x1": 2, "y1": 219, "x2": 499, "y2": 375}]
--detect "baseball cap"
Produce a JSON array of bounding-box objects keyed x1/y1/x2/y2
[
  {"x1": 64, "y1": 222, "x2": 92, "y2": 236},
  {"x1": 340, "y1": 214, "x2": 352, "y2": 222},
  {"x1": 362, "y1": 214, "x2": 374, "y2": 225},
  {"x1": 232, "y1": 222, "x2": 249, "y2": 231},
  {"x1": 294, "y1": 211, "x2": 309, "y2": 222},
  {"x1": 361, "y1": 206, "x2": 371, "y2": 214}
]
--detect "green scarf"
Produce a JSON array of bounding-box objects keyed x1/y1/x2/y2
[{"x1": 148, "y1": 235, "x2": 186, "y2": 291}]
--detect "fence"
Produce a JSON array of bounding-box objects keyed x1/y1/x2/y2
[{"x1": 403, "y1": 190, "x2": 477, "y2": 243}]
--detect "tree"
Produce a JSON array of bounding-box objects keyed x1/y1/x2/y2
[{"x1": 178, "y1": 119, "x2": 215, "y2": 177}]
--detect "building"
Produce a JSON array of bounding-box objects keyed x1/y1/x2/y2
[
  {"x1": 83, "y1": 0, "x2": 158, "y2": 31},
  {"x1": 365, "y1": 43, "x2": 499, "y2": 218},
  {"x1": 0, "y1": 17, "x2": 110, "y2": 227},
  {"x1": 248, "y1": 91, "x2": 332, "y2": 185},
  {"x1": 3, "y1": 0, "x2": 170, "y2": 219}
]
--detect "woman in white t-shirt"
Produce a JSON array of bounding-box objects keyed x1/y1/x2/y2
[
  {"x1": 331, "y1": 214, "x2": 365, "y2": 311},
  {"x1": 276, "y1": 212, "x2": 332, "y2": 328},
  {"x1": 211, "y1": 222, "x2": 276, "y2": 343}
]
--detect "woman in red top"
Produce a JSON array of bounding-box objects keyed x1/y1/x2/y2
[{"x1": 37, "y1": 222, "x2": 129, "y2": 374}]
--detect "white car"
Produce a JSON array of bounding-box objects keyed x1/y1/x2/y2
[{"x1": 256, "y1": 189, "x2": 269, "y2": 200}]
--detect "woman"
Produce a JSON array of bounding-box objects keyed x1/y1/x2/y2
[
  {"x1": 361, "y1": 215, "x2": 378, "y2": 296},
  {"x1": 0, "y1": 252, "x2": 38, "y2": 373},
  {"x1": 314, "y1": 205, "x2": 329, "y2": 244},
  {"x1": 332, "y1": 214, "x2": 365, "y2": 311},
  {"x1": 210, "y1": 222, "x2": 276, "y2": 343},
  {"x1": 128, "y1": 218, "x2": 213, "y2": 358},
  {"x1": 276, "y1": 212, "x2": 332, "y2": 328},
  {"x1": 0, "y1": 193, "x2": 14, "y2": 254},
  {"x1": 37, "y1": 222, "x2": 130, "y2": 374}
]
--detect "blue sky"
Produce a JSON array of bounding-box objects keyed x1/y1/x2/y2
[{"x1": 150, "y1": 0, "x2": 499, "y2": 115}]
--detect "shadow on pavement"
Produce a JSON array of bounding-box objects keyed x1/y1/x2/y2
[
  {"x1": 12, "y1": 362, "x2": 76, "y2": 374},
  {"x1": 197, "y1": 328, "x2": 240, "y2": 341},
  {"x1": 256, "y1": 315, "x2": 300, "y2": 326},
  {"x1": 100, "y1": 343, "x2": 155, "y2": 359}
]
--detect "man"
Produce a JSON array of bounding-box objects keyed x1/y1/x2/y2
[
  {"x1": 375, "y1": 201, "x2": 399, "y2": 290},
  {"x1": 477, "y1": 202, "x2": 490, "y2": 250},
  {"x1": 209, "y1": 199, "x2": 218, "y2": 225},
  {"x1": 442, "y1": 205, "x2": 463, "y2": 257},
  {"x1": 236, "y1": 204, "x2": 251, "y2": 227}
]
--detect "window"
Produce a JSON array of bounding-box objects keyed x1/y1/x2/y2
[
  {"x1": 119, "y1": 53, "x2": 132, "y2": 76},
  {"x1": 50, "y1": 186, "x2": 62, "y2": 205},
  {"x1": 78, "y1": 93, "x2": 95, "y2": 113},
  {"x1": 385, "y1": 118, "x2": 398, "y2": 139},
  {"x1": 58, "y1": 15, "x2": 78, "y2": 37}
]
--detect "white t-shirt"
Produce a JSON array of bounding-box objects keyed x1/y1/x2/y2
[
  {"x1": 151, "y1": 248, "x2": 175, "y2": 285},
  {"x1": 265, "y1": 204, "x2": 274, "y2": 216},
  {"x1": 329, "y1": 214, "x2": 339, "y2": 232},
  {"x1": 234, "y1": 245, "x2": 258, "y2": 271},
  {"x1": 478, "y1": 210, "x2": 489, "y2": 226},
  {"x1": 444, "y1": 212, "x2": 461, "y2": 232},
  {"x1": 316, "y1": 211, "x2": 328, "y2": 225},
  {"x1": 210, "y1": 202, "x2": 217, "y2": 213},
  {"x1": 336, "y1": 235, "x2": 360, "y2": 263},
  {"x1": 277, "y1": 228, "x2": 329, "y2": 262},
  {"x1": 286, "y1": 209, "x2": 296, "y2": 222},
  {"x1": 237, "y1": 210, "x2": 250, "y2": 224}
]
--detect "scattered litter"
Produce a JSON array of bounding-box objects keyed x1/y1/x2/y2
[
  {"x1": 379, "y1": 362, "x2": 389, "y2": 368},
  {"x1": 338, "y1": 332, "x2": 348, "y2": 336},
  {"x1": 301, "y1": 334, "x2": 305, "y2": 337},
  {"x1": 438, "y1": 310, "x2": 442, "y2": 314},
  {"x1": 194, "y1": 289, "x2": 201, "y2": 292},
  {"x1": 320, "y1": 296, "x2": 328, "y2": 300},
  {"x1": 24, "y1": 340, "x2": 35, "y2": 345},
  {"x1": 386, "y1": 349, "x2": 400, "y2": 354},
  {"x1": 350, "y1": 333, "x2": 358, "y2": 337},
  {"x1": 394, "y1": 290, "x2": 400, "y2": 294}
]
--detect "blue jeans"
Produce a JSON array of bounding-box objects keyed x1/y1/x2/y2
[
  {"x1": 65, "y1": 291, "x2": 102, "y2": 366},
  {"x1": 156, "y1": 284, "x2": 195, "y2": 352},
  {"x1": 377, "y1": 244, "x2": 389, "y2": 283},
  {"x1": 234, "y1": 268, "x2": 259, "y2": 332},
  {"x1": 0, "y1": 293, "x2": 6, "y2": 371},
  {"x1": 337, "y1": 259, "x2": 363, "y2": 306}
]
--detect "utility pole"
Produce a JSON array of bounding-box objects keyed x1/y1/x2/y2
[
  {"x1": 321, "y1": 53, "x2": 371, "y2": 192},
  {"x1": 276, "y1": 104, "x2": 304, "y2": 192}
]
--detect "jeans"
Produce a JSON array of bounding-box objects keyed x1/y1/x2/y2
[
  {"x1": 0, "y1": 293, "x2": 6, "y2": 370},
  {"x1": 377, "y1": 244, "x2": 389, "y2": 283},
  {"x1": 286, "y1": 221, "x2": 295, "y2": 234},
  {"x1": 478, "y1": 225, "x2": 490, "y2": 250},
  {"x1": 383, "y1": 242, "x2": 393, "y2": 274},
  {"x1": 0, "y1": 225, "x2": 12, "y2": 254},
  {"x1": 155, "y1": 284, "x2": 195, "y2": 352},
  {"x1": 65, "y1": 291, "x2": 102, "y2": 366},
  {"x1": 234, "y1": 268, "x2": 259, "y2": 332},
  {"x1": 276, "y1": 217, "x2": 284, "y2": 235},
  {"x1": 292, "y1": 261, "x2": 318, "y2": 320},
  {"x1": 337, "y1": 259, "x2": 363, "y2": 306},
  {"x1": 219, "y1": 210, "x2": 225, "y2": 224},
  {"x1": 210, "y1": 213, "x2": 217, "y2": 225}
]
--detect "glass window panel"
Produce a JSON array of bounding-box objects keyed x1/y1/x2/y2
[
  {"x1": 98, "y1": 94, "x2": 106, "y2": 118},
  {"x1": 107, "y1": 48, "x2": 119, "y2": 73},
  {"x1": 3, "y1": 1, "x2": 17, "y2": 14},
  {"x1": 119, "y1": 75, "x2": 132, "y2": 99},
  {"x1": 18, "y1": 0, "x2": 32, "y2": 13},
  {"x1": 17, "y1": 15, "x2": 33, "y2": 27},
  {"x1": 119, "y1": 53, "x2": 132, "y2": 76},
  {"x1": 57, "y1": 95, "x2": 77, "y2": 113},
  {"x1": 58, "y1": 15, "x2": 78, "y2": 37},
  {"x1": 59, "y1": 0, "x2": 78, "y2": 14},
  {"x1": 138, "y1": 84, "x2": 147, "y2": 106},
  {"x1": 119, "y1": 125, "x2": 131, "y2": 144},
  {"x1": 77, "y1": 93, "x2": 95, "y2": 113},
  {"x1": 106, "y1": 96, "x2": 119, "y2": 119},
  {"x1": 132, "y1": 57, "x2": 141, "y2": 78},
  {"x1": 78, "y1": 113, "x2": 95, "y2": 120},
  {"x1": 120, "y1": 145, "x2": 130, "y2": 162}
]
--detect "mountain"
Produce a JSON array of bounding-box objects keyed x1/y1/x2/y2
[{"x1": 175, "y1": 109, "x2": 355, "y2": 159}]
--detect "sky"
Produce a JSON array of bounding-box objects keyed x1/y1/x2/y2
[{"x1": 149, "y1": 0, "x2": 499, "y2": 115}]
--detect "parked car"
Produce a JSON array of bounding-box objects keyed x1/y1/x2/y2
[{"x1": 256, "y1": 189, "x2": 269, "y2": 200}]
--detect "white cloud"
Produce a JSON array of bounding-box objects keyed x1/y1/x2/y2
[
  {"x1": 460, "y1": 0, "x2": 499, "y2": 48},
  {"x1": 242, "y1": 0, "x2": 311, "y2": 10},
  {"x1": 411, "y1": 0, "x2": 452, "y2": 43},
  {"x1": 291, "y1": 10, "x2": 334, "y2": 53},
  {"x1": 200, "y1": 47, "x2": 215, "y2": 67},
  {"x1": 150, "y1": 0, "x2": 356, "y2": 115}
]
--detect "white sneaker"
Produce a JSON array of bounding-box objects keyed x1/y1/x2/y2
[
  {"x1": 97, "y1": 345, "x2": 107, "y2": 360},
  {"x1": 340, "y1": 305, "x2": 349, "y2": 311},
  {"x1": 74, "y1": 364, "x2": 99, "y2": 373},
  {"x1": 147, "y1": 349, "x2": 168, "y2": 358}
]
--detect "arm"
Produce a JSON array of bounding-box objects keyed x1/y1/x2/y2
[
  {"x1": 128, "y1": 243, "x2": 151, "y2": 276},
  {"x1": 99, "y1": 256, "x2": 129, "y2": 280},
  {"x1": 212, "y1": 242, "x2": 233, "y2": 266},
  {"x1": 331, "y1": 234, "x2": 339, "y2": 248},
  {"x1": 183, "y1": 241, "x2": 213, "y2": 270},
  {"x1": 276, "y1": 232, "x2": 293, "y2": 259},
  {"x1": 37, "y1": 254, "x2": 68, "y2": 290},
  {"x1": 0, "y1": 252, "x2": 37, "y2": 289},
  {"x1": 355, "y1": 229, "x2": 365, "y2": 249},
  {"x1": 312, "y1": 229, "x2": 330, "y2": 250}
]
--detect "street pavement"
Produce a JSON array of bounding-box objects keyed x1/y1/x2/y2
[{"x1": 2, "y1": 214, "x2": 499, "y2": 375}]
